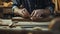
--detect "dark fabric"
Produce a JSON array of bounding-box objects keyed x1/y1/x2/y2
[{"x1": 12, "y1": 0, "x2": 55, "y2": 13}]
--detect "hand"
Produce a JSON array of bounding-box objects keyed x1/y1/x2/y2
[
  {"x1": 31, "y1": 9, "x2": 50, "y2": 21},
  {"x1": 31, "y1": 9, "x2": 43, "y2": 20},
  {"x1": 14, "y1": 8, "x2": 30, "y2": 18}
]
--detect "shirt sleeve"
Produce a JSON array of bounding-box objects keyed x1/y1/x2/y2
[
  {"x1": 45, "y1": 0, "x2": 55, "y2": 15},
  {"x1": 12, "y1": 0, "x2": 22, "y2": 9},
  {"x1": 48, "y1": 0, "x2": 55, "y2": 8}
]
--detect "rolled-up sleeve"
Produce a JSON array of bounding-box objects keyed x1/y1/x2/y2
[
  {"x1": 12, "y1": 0, "x2": 22, "y2": 9},
  {"x1": 47, "y1": 0, "x2": 55, "y2": 14},
  {"x1": 48, "y1": 0, "x2": 55, "y2": 9}
]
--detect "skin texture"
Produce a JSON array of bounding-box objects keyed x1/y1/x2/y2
[
  {"x1": 30, "y1": 9, "x2": 50, "y2": 21},
  {"x1": 14, "y1": 8, "x2": 30, "y2": 18},
  {"x1": 14, "y1": 8, "x2": 51, "y2": 20},
  {"x1": 14, "y1": 7, "x2": 51, "y2": 21}
]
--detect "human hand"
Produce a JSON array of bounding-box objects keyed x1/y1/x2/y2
[
  {"x1": 31, "y1": 9, "x2": 50, "y2": 21},
  {"x1": 14, "y1": 8, "x2": 30, "y2": 18}
]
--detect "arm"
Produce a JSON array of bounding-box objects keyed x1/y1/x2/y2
[
  {"x1": 12, "y1": 0, "x2": 30, "y2": 18},
  {"x1": 46, "y1": 0, "x2": 55, "y2": 15},
  {"x1": 12, "y1": 0, "x2": 22, "y2": 12}
]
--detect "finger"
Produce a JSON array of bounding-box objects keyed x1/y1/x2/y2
[
  {"x1": 36, "y1": 14, "x2": 40, "y2": 18},
  {"x1": 19, "y1": 10, "x2": 25, "y2": 17},
  {"x1": 30, "y1": 16, "x2": 37, "y2": 21},
  {"x1": 31, "y1": 10, "x2": 35, "y2": 17},
  {"x1": 22, "y1": 9, "x2": 30, "y2": 17},
  {"x1": 24, "y1": 9, "x2": 30, "y2": 15},
  {"x1": 38, "y1": 15, "x2": 43, "y2": 19},
  {"x1": 33, "y1": 11, "x2": 38, "y2": 17},
  {"x1": 17, "y1": 9, "x2": 27, "y2": 17},
  {"x1": 18, "y1": 9, "x2": 25, "y2": 17},
  {"x1": 36, "y1": 12, "x2": 43, "y2": 19}
]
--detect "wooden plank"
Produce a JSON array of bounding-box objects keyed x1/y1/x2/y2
[
  {"x1": 0, "y1": 19, "x2": 49, "y2": 31},
  {"x1": 0, "y1": 26, "x2": 49, "y2": 31},
  {"x1": 12, "y1": 17, "x2": 53, "y2": 22},
  {"x1": 0, "y1": 19, "x2": 50, "y2": 26},
  {"x1": 0, "y1": 19, "x2": 12, "y2": 26},
  {"x1": 15, "y1": 22, "x2": 50, "y2": 26}
]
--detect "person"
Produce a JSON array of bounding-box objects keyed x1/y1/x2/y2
[{"x1": 12, "y1": 0, "x2": 55, "y2": 20}]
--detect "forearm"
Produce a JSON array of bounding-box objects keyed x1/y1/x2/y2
[
  {"x1": 48, "y1": 6, "x2": 54, "y2": 12},
  {"x1": 12, "y1": 6, "x2": 19, "y2": 12},
  {"x1": 46, "y1": 2, "x2": 55, "y2": 14},
  {"x1": 45, "y1": 6, "x2": 54, "y2": 15},
  {"x1": 47, "y1": 0, "x2": 55, "y2": 11},
  {"x1": 12, "y1": 0, "x2": 22, "y2": 11}
]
